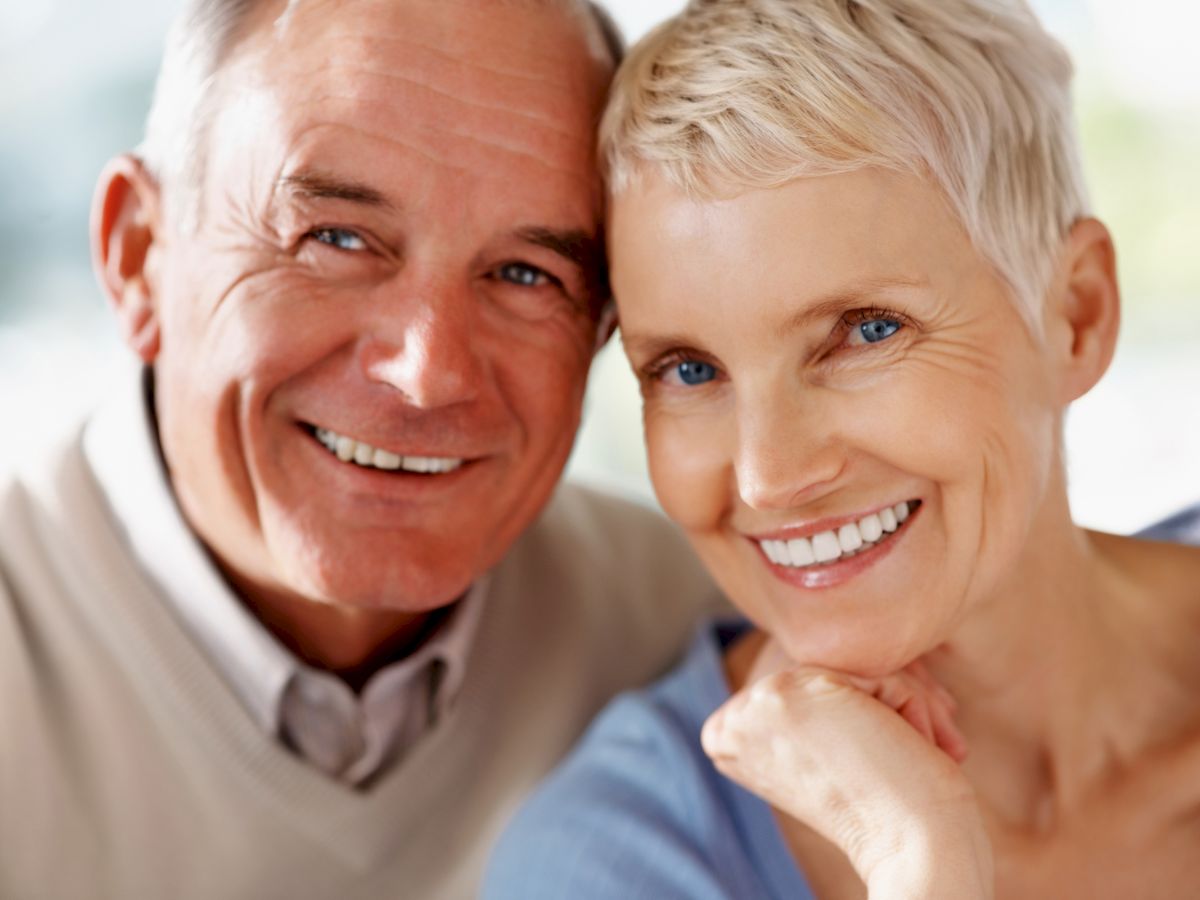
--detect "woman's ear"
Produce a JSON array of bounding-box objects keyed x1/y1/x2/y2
[
  {"x1": 91, "y1": 154, "x2": 164, "y2": 364},
  {"x1": 1044, "y1": 217, "x2": 1121, "y2": 404}
]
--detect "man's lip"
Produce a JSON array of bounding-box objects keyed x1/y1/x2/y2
[{"x1": 744, "y1": 499, "x2": 922, "y2": 542}]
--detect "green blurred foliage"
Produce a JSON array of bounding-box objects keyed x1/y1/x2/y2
[{"x1": 1077, "y1": 93, "x2": 1200, "y2": 332}]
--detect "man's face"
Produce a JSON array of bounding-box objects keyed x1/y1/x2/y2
[{"x1": 146, "y1": 0, "x2": 610, "y2": 611}]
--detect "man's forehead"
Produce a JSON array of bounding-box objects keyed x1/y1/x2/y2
[
  {"x1": 248, "y1": 0, "x2": 611, "y2": 76},
  {"x1": 230, "y1": 0, "x2": 611, "y2": 148},
  {"x1": 204, "y1": 0, "x2": 608, "y2": 211}
]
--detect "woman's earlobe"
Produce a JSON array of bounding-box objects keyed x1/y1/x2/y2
[
  {"x1": 1052, "y1": 217, "x2": 1121, "y2": 404},
  {"x1": 91, "y1": 154, "x2": 164, "y2": 364}
]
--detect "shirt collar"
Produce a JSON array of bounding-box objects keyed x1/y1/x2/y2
[{"x1": 83, "y1": 363, "x2": 485, "y2": 740}]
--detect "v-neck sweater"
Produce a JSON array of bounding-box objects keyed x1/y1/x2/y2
[{"x1": 0, "y1": 422, "x2": 722, "y2": 900}]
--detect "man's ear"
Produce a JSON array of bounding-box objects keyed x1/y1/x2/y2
[
  {"x1": 91, "y1": 154, "x2": 164, "y2": 363},
  {"x1": 1044, "y1": 217, "x2": 1120, "y2": 404}
]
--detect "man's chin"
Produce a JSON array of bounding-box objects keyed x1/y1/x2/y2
[{"x1": 282, "y1": 556, "x2": 482, "y2": 616}]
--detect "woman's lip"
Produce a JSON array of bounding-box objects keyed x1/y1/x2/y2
[
  {"x1": 755, "y1": 501, "x2": 921, "y2": 590},
  {"x1": 746, "y1": 498, "x2": 921, "y2": 542}
]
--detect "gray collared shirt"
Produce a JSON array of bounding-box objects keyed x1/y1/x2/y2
[{"x1": 83, "y1": 365, "x2": 483, "y2": 785}]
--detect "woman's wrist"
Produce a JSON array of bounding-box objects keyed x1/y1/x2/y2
[{"x1": 861, "y1": 815, "x2": 993, "y2": 900}]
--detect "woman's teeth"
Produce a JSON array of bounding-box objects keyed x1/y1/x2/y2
[
  {"x1": 759, "y1": 501, "x2": 915, "y2": 568},
  {"x1": 313, "y1": 427, "x2": 463, "y2": 474}
]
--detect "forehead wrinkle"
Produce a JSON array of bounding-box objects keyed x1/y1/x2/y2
[
  {"x1": 362, "y1": 31, "x2": 597, "y2": 90},
  {"x1": 319, "y1": 60, "x2": 591, "y2": 145},
  {"x1": 291, "y1": 112, "x2": 591, "y2": 185},
  {"x1": 284, "y1": 121, "x2": 462, "y2": 176},
  {"x1": 301, "y1": 65, "x2": 587, "y2": 156},
  {"x1": 271, "y1": 3, "x2": 606, "y2": 97}
]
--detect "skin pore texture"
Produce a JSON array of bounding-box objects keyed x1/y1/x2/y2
[
  {"x1": 92, "y1": 0, "x2": 614, "y2": 680},
  {"x1": 612, "y1": 166, "x2": 1200, "y2": 897}
]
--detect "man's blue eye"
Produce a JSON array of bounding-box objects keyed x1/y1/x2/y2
[
  {"x1": 858, "y1": 318, "x2": 901, "y2": 343},
  {"x1": 311, "y1": 228, "x2": 367, "y2": 252},
  {"x1": 499, "y1": 263, "x2": 550, "y2": 287},
  {"x1": 676, "y1": 360, "x2": 716, "y2": 386}
]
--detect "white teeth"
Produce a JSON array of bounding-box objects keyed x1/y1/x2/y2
[
  {"x1": 837, "y1": 523, "x2": 863, "y2": 553},
  {"x1": 373, "y1": 449, "x2": 401, "y2": 470},
  {"x1": 312, "y1": 427, "x2": 463, "y2": 475},
  {"x1": 759, "y1": 501, "x2": 917, "y2": 569},
  {"x1": 859, "y1": 513, "x2": 883, "y2": 543},
  {"x1": 787, "y1": 537, "x2": 815, "y2": 566},
  {"x1": 812, "y1": 531, "x2": 842, "y2": 563}
]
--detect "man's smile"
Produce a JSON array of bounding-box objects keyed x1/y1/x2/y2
[{"x1": 308, "y1": 424, "x2": 465, "y2": 475}]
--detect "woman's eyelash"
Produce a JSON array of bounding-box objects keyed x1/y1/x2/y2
[
  {"x1": 643, "y1": 351, "x2": 719, "y2": 383},
  {"x1": 841, "y1": 306, "x2": 912, "y2": 329}
]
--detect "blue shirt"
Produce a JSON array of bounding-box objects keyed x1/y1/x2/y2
[
  {"x1": 484, "y1": 620, "x2": 815, "y2": 899},
  {"x1": 484, "y1": 504, "x2": 1200, "y2": 899}
]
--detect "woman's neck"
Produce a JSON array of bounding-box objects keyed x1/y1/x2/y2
[{"x1": 923, "y1": 497, "x2": 1200, "y2": 829}]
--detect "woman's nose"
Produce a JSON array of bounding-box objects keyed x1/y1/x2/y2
[{"x1": 733, "y1": 389, "x2": 845, "y2": 511}]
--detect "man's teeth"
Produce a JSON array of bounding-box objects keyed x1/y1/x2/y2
[
  {"x1": 760, "y1": 502, "x2": 915, "y2": 569},
  {"x1": 313, "y1": 428, "x2": 463, "y2": 474}
]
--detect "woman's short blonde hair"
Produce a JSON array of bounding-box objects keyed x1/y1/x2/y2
[{"x1": 600, "y1": 0, "x2": 1091, "y2": 319}]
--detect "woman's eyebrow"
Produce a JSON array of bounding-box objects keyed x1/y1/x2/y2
[
  {"x1": 779, "y1": 276, "x2": 929, "y2": 331},
  {"x1": 621, "y1": 276, "x2": 929, "y2": 360},
  {"x1": 620, "y1": 331, "x2": 703, "y2": 362}
]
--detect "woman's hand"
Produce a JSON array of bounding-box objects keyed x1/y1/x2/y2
[{"x1": 701, "y1": 638, "x2": 993, "y2": 899}]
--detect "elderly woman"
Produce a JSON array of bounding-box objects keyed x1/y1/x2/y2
[{"x1": 484, "y1": 0, "x2": 1200, "y2": 897}]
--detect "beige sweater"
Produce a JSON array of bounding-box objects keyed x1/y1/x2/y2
[{"x1": 0, "y1": 426, "x2": 721, "y2": 900}]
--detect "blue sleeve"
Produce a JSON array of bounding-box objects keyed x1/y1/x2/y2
[{"x1": 482, "y1": 697, "x2": 753, "y2": 900}]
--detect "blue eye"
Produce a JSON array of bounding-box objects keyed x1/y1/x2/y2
[
  {"x1": 857, "y1": 318, "x2": 901, "y2": 343},
  {"x1": 499, "y1": 263, "x2": 551, "y2": 287},
  {"x1": 310, "y1": 228, "x2": 367, "y2": 252},
  {"x1": 676, "y1": 360, "x2": 717, "y2": 385}
]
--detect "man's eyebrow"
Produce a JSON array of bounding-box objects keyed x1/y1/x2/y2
[
  {"x1": 517, "y1": 226, "x2": 609, "y2": 315},
  {"x1": 515, "y1": 226, "x2": 602, "y2": 271},
  {"x1": 276, "y1": 171, "x2": 395, "y2": 209}
]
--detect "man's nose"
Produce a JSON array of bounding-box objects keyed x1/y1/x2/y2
[
  {"x1": 733, "y1": 386, "x2": 845, "y2": 511},
  {"x1": 357, "y1": 290, "x2": 483, "y2": 409}
]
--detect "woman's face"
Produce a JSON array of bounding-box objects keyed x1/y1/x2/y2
[{"x1": 612, "y1": 168, "x2": 1063, "y2": 675}]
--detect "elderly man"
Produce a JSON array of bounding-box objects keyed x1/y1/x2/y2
[{"x1": 0, "y1": 1, "x2": 719, "y2": 897}]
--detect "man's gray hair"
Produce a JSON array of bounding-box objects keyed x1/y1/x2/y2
[{"x1": 138, "y1": 0, "x2": 625, "y2": 229}]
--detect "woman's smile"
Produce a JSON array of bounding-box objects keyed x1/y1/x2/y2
[{"x1": 751, "y1": 499, "x2": 921, "y2": 589}]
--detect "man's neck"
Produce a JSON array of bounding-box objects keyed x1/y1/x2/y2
[{"x1": 224, "y1": 568, "x2": 453, "y2": 692}]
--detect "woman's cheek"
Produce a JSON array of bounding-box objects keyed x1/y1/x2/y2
[{"x1": 645, "y1": 404, "x2": 731, "y2": 534}]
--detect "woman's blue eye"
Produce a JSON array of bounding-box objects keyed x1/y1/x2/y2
[
  {"x1": 858, "y1": 318, "x2": 901, "y2": 343},
  {"x1": 311, "y1": 228, "x2": 367, "y2": 252},
  {"x1": 676, "y1": 360, "x2": 717, "y2": 386}
]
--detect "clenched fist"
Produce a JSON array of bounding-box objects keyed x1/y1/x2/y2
[{"x1": 701, "y1": 637, "x2": 993, "y2": 899}]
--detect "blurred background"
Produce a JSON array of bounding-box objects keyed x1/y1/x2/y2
[{"x1": 1, "y1": 0, "x2": 1196, "y2": 533}]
